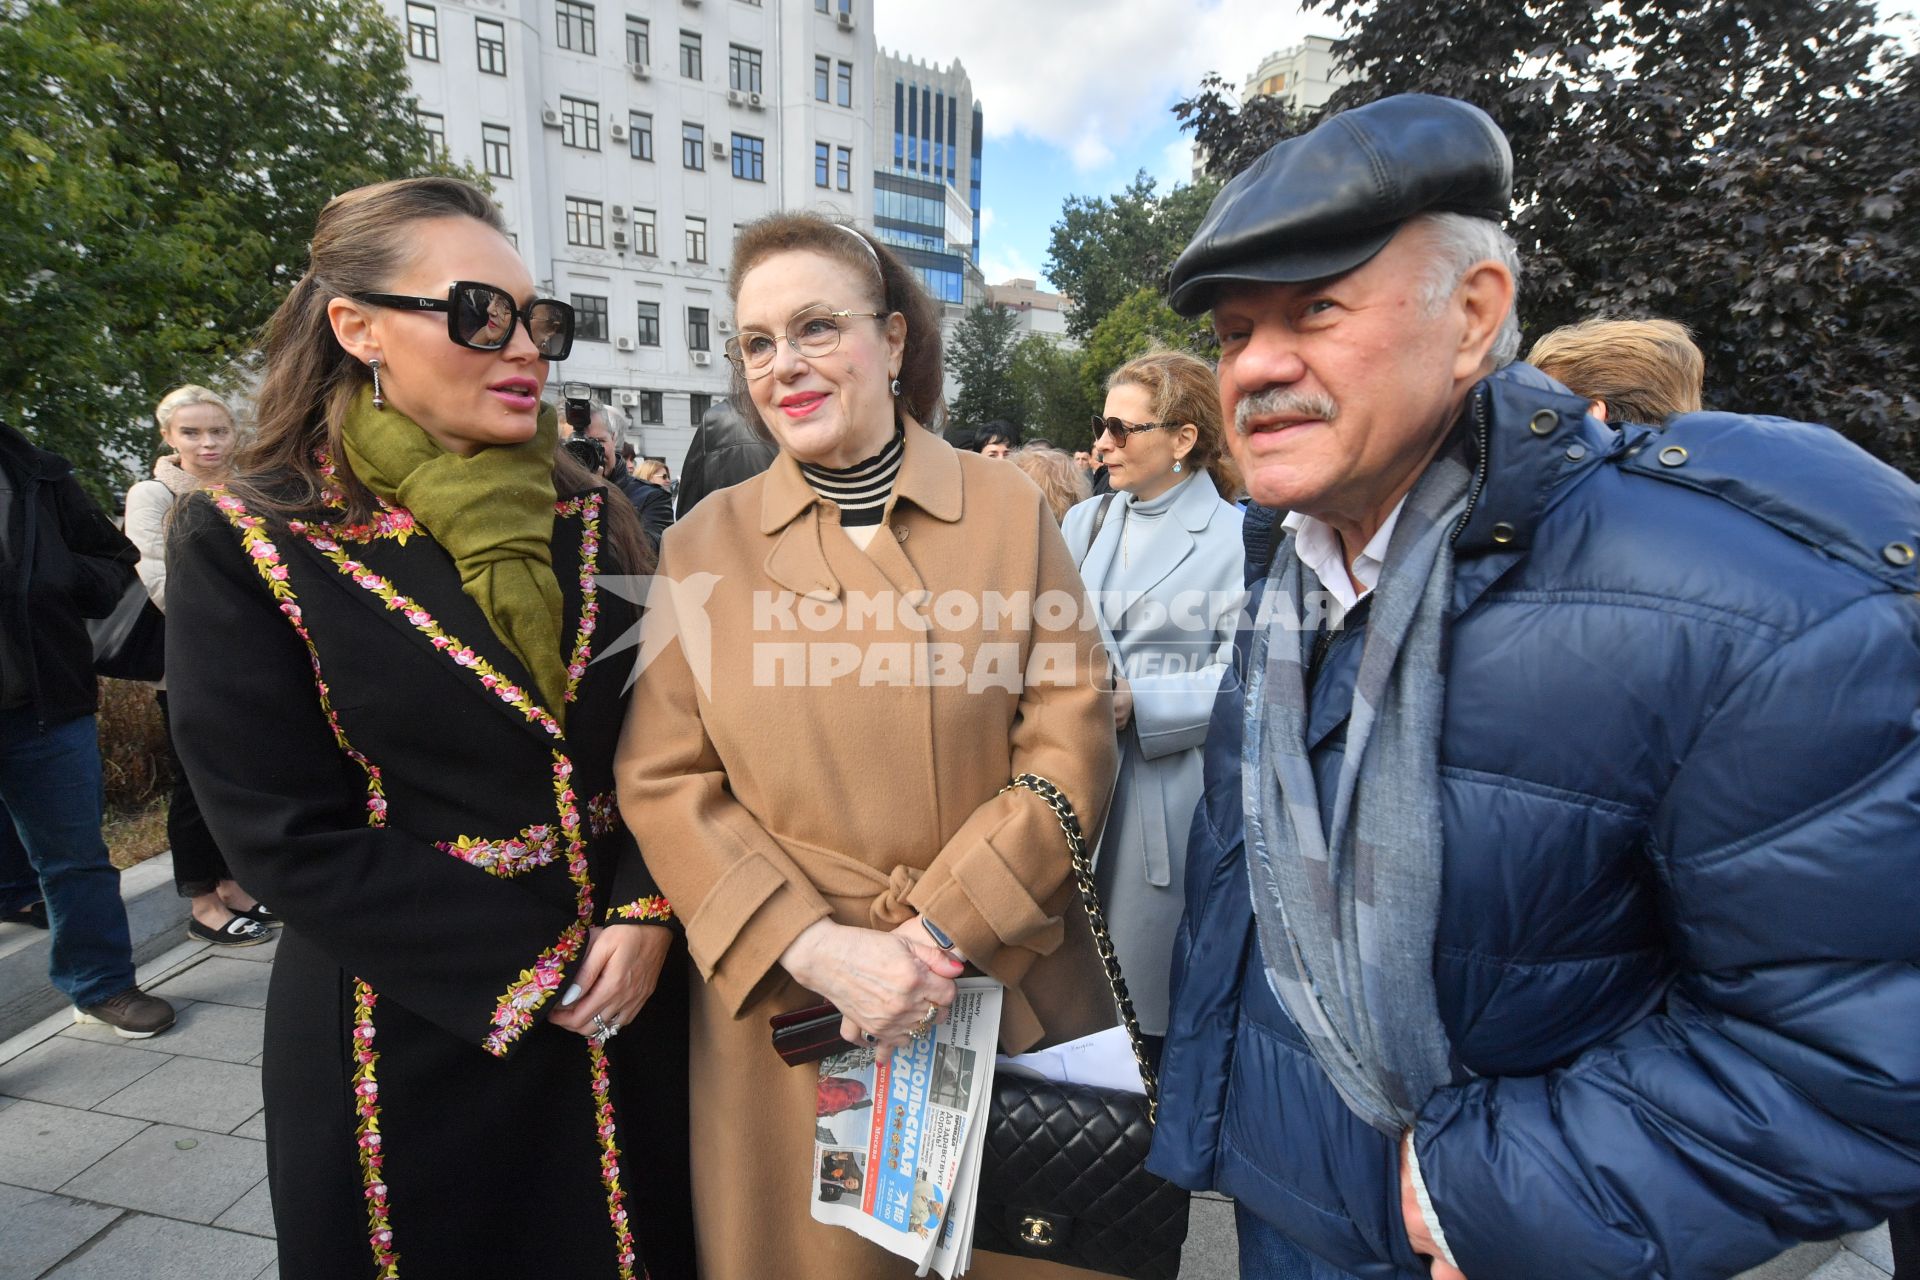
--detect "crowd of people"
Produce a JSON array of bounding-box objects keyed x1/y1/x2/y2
[{"x1": 1, "y1": 91, "x2": 1916, "y2": 1280}]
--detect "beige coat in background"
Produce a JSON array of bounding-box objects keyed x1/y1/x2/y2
[{"x1": 617, "y1": 421, "x2": 1123, "y2": 1280}]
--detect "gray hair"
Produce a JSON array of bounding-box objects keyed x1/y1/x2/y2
[
  {"x1": 154, "y1": 384, "x2": 233, "y2": 432},
  {"x1": 1412, "y1": 212, "x2": 1522, "y2": 368},
  {"x1": 589, "y1": 400, "x2": 629, "y2": 436}
]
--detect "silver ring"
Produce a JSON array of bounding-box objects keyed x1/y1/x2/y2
[
  {"x1": 862, "y1": 1033, "x2": 879, "y2": 1046},
  {"x1": 591, "y1": 1013, "x2": 610, "y2": 1037}
]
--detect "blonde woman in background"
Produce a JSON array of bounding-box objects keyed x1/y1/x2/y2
[
  {"x1": 123, "y1": 385, "x2": 274, "y2": 947},
  {"x1": 1011, "y1": 445, "x2": 1091, "y2": 525}
]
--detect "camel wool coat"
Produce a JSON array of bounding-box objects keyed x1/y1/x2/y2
[{"x1": 617, "y1": 421, "x2": 1123, "y2": 1280}]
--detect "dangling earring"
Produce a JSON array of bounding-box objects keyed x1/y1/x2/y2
[
  {"x1": 369, "y1": 357, "x2": 385, "y2": 410},
  {"x1": 889, "y1": 376, "x2": 902, "y2": 397},
  {"x1": 1172, "y1": 458, "x2": 1183, "y2": 473}
]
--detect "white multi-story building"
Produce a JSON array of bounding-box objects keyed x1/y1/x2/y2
[
  {"x1": 389, "y1": 0, "x2": 875, "y2": 467},
  {"x1": 1242, "y1": 35, "x2": 1347, "y2": 113},
  {"x1": 986, "y1": 277, "x2": 1070, "y2": 344}
]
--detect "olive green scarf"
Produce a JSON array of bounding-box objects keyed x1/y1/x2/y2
[{"x1": 341, "y1": 387, "x2": 567, "y2": 724}]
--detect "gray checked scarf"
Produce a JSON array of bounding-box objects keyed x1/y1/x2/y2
[{"x1": 1241, "y1": 446, "x2": 1471, "y2": 1136}]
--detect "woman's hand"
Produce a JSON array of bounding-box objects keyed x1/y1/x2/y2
[
  {"x1": 781, "y1": 919, "x2": 962, "y2": 1050},
  {"x1": 1112, "y1": 675, "x2": 1134, "y2": 731},
  {"x1": 548, "y1": 924, "x2": 673, "y2": 1041}
]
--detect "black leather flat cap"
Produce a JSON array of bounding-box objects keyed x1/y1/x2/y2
[{"x1": 1167, "y1": 93, "x2": 1512, "y2": 316}]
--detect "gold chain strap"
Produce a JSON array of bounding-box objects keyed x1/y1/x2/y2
[{"x1": 1000, "y1": 773, "x2": 1159, "y2": 1121}]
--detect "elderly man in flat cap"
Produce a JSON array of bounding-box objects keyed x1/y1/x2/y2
[{"x1": 1147, "y1": 93, "x2": 1920, "y2": 1280}]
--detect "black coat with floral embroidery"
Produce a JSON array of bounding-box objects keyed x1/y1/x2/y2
[{"x1": 165, "y1": 479, "x2": 691, "y2": 1280}]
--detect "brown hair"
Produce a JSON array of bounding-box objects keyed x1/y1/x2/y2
[
  {"x1": 1527, "y1": 317, "x2": 1704, "y2": 425},
  {"x1": 1106, "y1": 350, "x2": 1240, "y2": 500},
  {"x1": 1011, "y1": 446, "x2": 1092, "y2": 525},
  {"x1": 227, "y1": 176, "x2": 649, "y2": 572},
  {"x1": 725, "y1": 214, "x2": 945, "y2": 434}
]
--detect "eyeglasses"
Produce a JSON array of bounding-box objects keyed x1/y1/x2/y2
[
  {"x1": 350, "y1": 281, "x2": 576, "y2": 361},
  {"x1": 1091, "y1": 415, "x2": 1172, "y2": 447},
  {"x1": 724, "y1": 306, "x2": 886, "y2": 379}
]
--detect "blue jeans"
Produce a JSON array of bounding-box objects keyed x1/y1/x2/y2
[
  {"x1": 0, "y1": 708, "x2": 135, "y2": 1006},
  {"x1": 1237, "y1": 1203, "x2": 1365, "y2": 1280}
]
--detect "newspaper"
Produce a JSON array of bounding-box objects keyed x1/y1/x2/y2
[{"x1": 810, "y1": 978, "x2": 1002, "y2": 1278}]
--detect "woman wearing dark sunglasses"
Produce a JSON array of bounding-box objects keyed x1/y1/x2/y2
[
  {"x1": 1061, "y1": 350, "x2": 1245, "y2": 1063},
  {"x1": 162, "y1": 177, "x2": 692, "y2": 1279}
]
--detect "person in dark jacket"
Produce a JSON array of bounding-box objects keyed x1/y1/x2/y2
[
  {"x1": 0, "y1": 422, "x2": 176, "y2": 1038},
  {"x1": 1148, "y1": 93, "x2": 1920, "y2": 1280},
  {"x1": 676, "y1": 400, "x2": 776, "y2": 518},
  {"x1": 581, "y1": 403, "x2": 673, "y2": 549}
]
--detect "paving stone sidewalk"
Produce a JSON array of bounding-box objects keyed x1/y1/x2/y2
[{"x1": 0, "y1": 921, "x2": 1894, "y2": 1279}]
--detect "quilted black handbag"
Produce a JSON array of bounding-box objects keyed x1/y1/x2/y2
[{"x1": 972, "y1": 774, "x2": 1191, "y2": 1279}]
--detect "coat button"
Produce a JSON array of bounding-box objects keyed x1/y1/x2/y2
[
  {"x1": 1885, "y1": 542, "x2": 1916, "y2": 567},
  {"x1": 1491, "y1": 522, "x2": 1516, "y2": 544},
  {"x1": 1658, "y1": 445, "x2": 1689, "y2": 467},
  {"x1": 893, "y1": 525, "x2": 909, "y2": 543},
  {"x1": 1529, "y1": 410, "x2": 1557, "y2": 436},
  {"x1": 1565, "y1": 443, "x2": 1588, "y2": 461}
]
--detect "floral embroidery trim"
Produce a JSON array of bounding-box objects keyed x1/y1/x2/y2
[
  {"x1": 436, "y1": 824, "x2": 560, "y2": 878},
  {"x1": 590, "y1": 1042, "x2": 640, "y2": 1278},
  {"x1": 587, "y1": 791, "x2": 619, "y2": 838},
  {"x1": 210, "y1": 491, "x2": 387, "y2": 827},
  {"x1": 483, "y1": 917, "x2": 588, "y2": 1057},
  {"x1": 610, "y1": 896, "x2": 674, "y2": 924},
  {"x1": 557, "y1": 492, "x2": 602, "y2": 705},
  {"x1": 352, "y1": 981, "x2": 400, "y2": 1278},
  {"x1": 300, "y1": 449, "x2": 420, "y2": 544}
]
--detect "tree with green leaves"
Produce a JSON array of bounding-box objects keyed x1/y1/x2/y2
[
  {"x1": 1007, "y1": 336, "x2": 1098, "y2": 452},
  {"x1": 1045, "y1": 173, "x2": 1219, "y2": 342},
  {"x1": 947, "y1": 303, "x2": 1025, "y2": 434},
  {"x1": 1175, "y1": 0, "x2": 1920, "y2": 473},
  {"x1": 1, "y1": 0, "x2": 459, "y2": 498},
  {"x1": 1079, "y1": 288, "x2": 1216, "y2": 411}
]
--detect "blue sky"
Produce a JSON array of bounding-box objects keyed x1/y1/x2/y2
[{"x1": 874, "y1": 0, "x2": 1327, "y2": 292}]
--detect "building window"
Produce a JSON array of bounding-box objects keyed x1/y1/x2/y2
[
  {"x1": 629, "y1": 111, "x2": 653, "y2": 161},
  {"x1": 679, "y1": 30, "x2": 701, "y2": 80},
  {"x1": 565, "y1": 197, "x2": 605, "y2": 248},
  {"x1": 686, "y1": 216, "x2": 707, "y2": 263},
  {"x1": 681, "y1": 122, "x2": 704, "y2": 170},
  {"x1": 639, "y1": 391, "x2": 664, "y2": 425},
  {"x1": 836, "y1": 60, "x2": 853, "y2": 108},
  {"x1": 415, "y1": 110, "x2": 446, "y2": 155},
  {"x1": 687, "y1": 307, "x2": 710, "y2": 350},
  {"x1": 814, "y1": 56, "x2": 830, "y2": 102},
  {"x1": 560, "y1": 96, "x2": 599, "y2": 151},
  {"x1": 625, "y1": 15, "x2": 649, "y2": 66},
  {"x1": 404, "y1": 3, "x2": 439, "y2": 60},
  {"x1": 836, "y1": 145, "x2": 852, "y2": 191},
  {"x1": 475, "y1": 17, "x2": 506, "y2": 73},
  {"x1": 572, "y1": 293, "x2": 610, "y2": 342},
  {"x1": 636, "y1": 301, "x2": 661, "y2": 346},
  {"x1": 482, "y1": 123, "x2": 512, "y2": 177},
  {"x1": 691, "y1": 392, "x2": 713, "y2": 423},
  {"x1": 556, "y1": 0, "x2": 595, "y2": 53},
  {"x1": 814, "y1": 142, "x2": 830, "y2": 188},
  {"x1": 634, "y1": 208, "x2": 657, "y2": 255},
  {"x1": 728, "y1": 45, "x2": 763, "y2": 95},
  {"x1": 730, "y1": 133, "x2": 764, "y2": 182},
  {"x1": 839, "y1": 0, "x2": 851, "y2": 14},
  {"x1": 814, "y1": 0, "x2": 827, "y2": 10}
]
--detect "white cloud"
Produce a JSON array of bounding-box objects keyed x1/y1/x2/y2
[
  {"x1": 979, "y1": 205, "x2": 998, "y2": 235},
  {"x1": 876, "y1": 0, "x2": 1326, "y2": 175},
  {"x1": 979, "y1": 243, "x2": 1043, "y2": 287}
]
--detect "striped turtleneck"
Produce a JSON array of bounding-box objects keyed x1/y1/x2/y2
[{"x1": 799, "y1": 428, "x2": 904, "y2": 528}]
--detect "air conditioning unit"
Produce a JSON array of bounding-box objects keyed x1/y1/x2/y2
[
  {"x1": 690, "y1": 350, "x2": 712, "y2": 366},
  {"x1": 711, "y1": 138, "x2": 728, "y2": 158},
  {"x1": 836, "y1": 10, "x2": 853, "y2": 29},
  {"x1": 610, "y1": 123, "x2": 628, "y2": 142},
  {"x1": 628, "y1": 62, "x2": 650, "y2": 80},
  {"x1": 749, "y1": 93, "x2": 764, "y2": 110},
  {"x1": 541, "y1": 107, "x2": 562, "y2": 127},
  {"x1": 611, "y1": 204, "x2": 628, "y2": 220},
  {"x1": 726, "y1": 90, "x2": 744, "y2": 106},
  {"x1": 716, "y1": 318, "x2": 733, "y2": 333},
  {"x1": 617, "y1": 391, "x2": 641, "y2": 407},
  {"x1": 612, "y1": 229, "x2": 630, "y2": 249},
  {"x1": 616, "y1": 336, "x2": 635, "y2": 351}
]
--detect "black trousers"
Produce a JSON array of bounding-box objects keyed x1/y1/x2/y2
[
  {"x1": 1893, "y1": 1202, "x2": 1919, "y2": 1280},
  {"x1": 155, "y1": 691, "x2": 232, "y2": 897}
]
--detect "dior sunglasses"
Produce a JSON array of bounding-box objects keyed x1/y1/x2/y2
[{"x1": 349, "y1": 281, "x2": 576, "y2": 361}]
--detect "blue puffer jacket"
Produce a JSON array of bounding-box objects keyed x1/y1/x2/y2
[{"x1": 1147, "y1": 364, "x2": 1920, "y2": 1280}]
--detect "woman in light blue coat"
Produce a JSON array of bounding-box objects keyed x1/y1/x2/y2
[{"x1": 1061, "y1": 350, "x2": 1244, "y2": 1051}]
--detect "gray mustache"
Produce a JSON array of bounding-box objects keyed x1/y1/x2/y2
[{"x1": 1236, "y1": 388, "x2": 1339, "y2": 434}]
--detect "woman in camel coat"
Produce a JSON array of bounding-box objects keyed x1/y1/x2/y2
[{"x1": 616, "y1": 213, "x2": 1119, "y2": 1280}]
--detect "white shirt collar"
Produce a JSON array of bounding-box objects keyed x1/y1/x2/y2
[{"x1": 1281, "y1": 497, "x2": 1409, "y2": 613}]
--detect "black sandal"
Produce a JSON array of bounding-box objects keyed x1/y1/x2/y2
[
  {"x1": 235, "y1": 903, "x2": 281, "y2": 928},
  {"x1": 188, "y1": 915, "x2": 272, "y2": 947}
]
